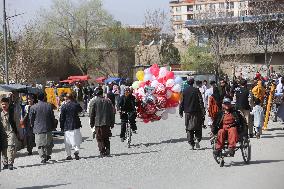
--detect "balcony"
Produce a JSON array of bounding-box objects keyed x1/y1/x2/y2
[{"x1": 185, "y1": 13, "x2": 284, "y2": 27}]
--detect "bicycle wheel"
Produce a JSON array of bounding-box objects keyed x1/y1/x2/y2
[
  {"x1": 241, "y1": 137, "x2": 251, "y2": 164},
  {"x1": 126, "y1": 123, "x2": 132, "y2": 148}
]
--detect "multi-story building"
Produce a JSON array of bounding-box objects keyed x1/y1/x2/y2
[
  {"x1": 182, "y1": 0, "x2": 284, "y2": 78},
  {"x1": 170, "y1": 0, "x2": 249, "y2": 43}
]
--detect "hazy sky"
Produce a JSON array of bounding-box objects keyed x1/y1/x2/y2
[{"x1": 0, "y1": 0, "x2": 169, "y2": 32}]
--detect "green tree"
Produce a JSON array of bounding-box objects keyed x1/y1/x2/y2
[
  {"x1": 181, "y1": 41, "x2": 214, "y2": 73},
  {"x1": 160, "y1": 37, "x2": 180, "y2": 65}
]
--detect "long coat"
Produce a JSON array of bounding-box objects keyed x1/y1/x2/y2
[
  {"x1": 29, "y1": 101, "x2": 56, "y2": 134},
  {"x1": 60, "y1": 101, "x2": 83, "y2": 131}
]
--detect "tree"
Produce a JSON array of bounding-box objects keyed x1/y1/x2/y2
[
  {"x1": 41, "y1": 0, "x2": 113, "y2": 74},
  {"x1": 249, "y1": 0, "x2": 284, "y2": 76},
  {"x1": 181, "y1": 40, "x2": 214, "y2": 73},
  {"x1": 10, "y1": 23, "x2": 50, "y2": 83},
  {"x1": 160, "y1": 37, "x2": 181, "y2": 65}
]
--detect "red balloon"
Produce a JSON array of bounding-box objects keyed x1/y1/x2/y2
[
  {"x1": 156, "y1": 96, "x2": 167, "y2": 109},
  {"x1": 166, "y1": 71, "x2": 174, "y2": 80},
  {"x1": 158, "y1": 77, "x2": 165, "y2": 84}
]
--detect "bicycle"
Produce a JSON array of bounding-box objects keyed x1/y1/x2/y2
[{"x1": 121, "y1": 112, "x2": 132, "y2": 148}]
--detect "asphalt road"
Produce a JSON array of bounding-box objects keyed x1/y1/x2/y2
[{"x1": 1, "y1": 113, "x2": 284, "y2": 189}]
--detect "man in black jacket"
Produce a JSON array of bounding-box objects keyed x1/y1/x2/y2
[
  {"x1": 235, "y1": 79, "x2": 252, "y2": 137},
  {"x1": 119, "y1": 87, "x2": 137, "y2": 142},
  {"x1": 179, "y1": 78, "x2": 205, "y2": 150},
  {"x1": 30, "y1": 93, "x2": 56, "y2": 163},
  {"x1": 60, "y1": 93, "x2": 83, "y2": 160}
]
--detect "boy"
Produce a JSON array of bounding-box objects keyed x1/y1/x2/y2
[{"x1": 250, "y1": 98, "x2": 264, "y2": 139}]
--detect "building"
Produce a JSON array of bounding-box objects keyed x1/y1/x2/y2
[
  {"x1": 170, "y1": 0, "x2": 249, "y2": 43},
  {"x1": 182, "y1": 0, "x2": 284, "y2": 78}
]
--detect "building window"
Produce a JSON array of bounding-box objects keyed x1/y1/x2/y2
[
  {"x1": 197, "y1": 35, "x2": 208, "y2": 47},
  {"x1": 209, "y1": 4, "x2": 216, "y2": 11},
  {"x1": 227, "y1": 35, "x2": 237, "y2": 46},
  {"x1": 230, "y1": 2, "x2": 234, "y2": 9},
  {"x1": 187, "y1": 14, "x2": 193, "y2": 20},
  {"x1": 176, "y1": 7, "x2": 181, "y2": 13},
  {"x1": 257, "y1": 32, "x2": 278, "y2": 45},
  {"x1": 219, "y1": 3, "x2": 225, "y2": 9},
  {"x1": 196, "y1": 5, "x2": 202, "y2": 11},
  {"x1": 239, "y1": 10, "x2": 247, "y2": 17},
  {"x1": 175, "y1": 15, "x2": 182, "y2": 21},
  {"x1": 176, "y1": 24, "x2": 183, "y2": 30},
  {"x1": 227, "y1": 11, "x2": 234, "y2": 17},
  {"x1": 187, "y1": 5, "x2": 193, "y2": 12}
]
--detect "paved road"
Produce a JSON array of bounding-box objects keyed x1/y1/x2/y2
[{"x1": 1, "y1": 113, "x2": 284, "y2": 189}]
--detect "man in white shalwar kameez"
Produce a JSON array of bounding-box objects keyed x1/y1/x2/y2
[{"x1": 60, "y1": 94, "x2": 83, "y2": 160}]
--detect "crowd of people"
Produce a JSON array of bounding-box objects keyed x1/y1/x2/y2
[{"x1": 0, "y1": 72, "x2": 283, "y2": 170}]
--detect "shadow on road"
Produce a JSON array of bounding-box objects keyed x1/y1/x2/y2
[
  {"x1": 226, "y1": 159, "x2": 284, "y2": 167},
  {"x1": 82, "y1": 150, "x2": 160, "y2": 159},
  {"x1": 131, "y1": 136, "x2": 211, "y2": 148},
  {"x1": 16, "y1": 183, "x2": 70, "y2": 189}
]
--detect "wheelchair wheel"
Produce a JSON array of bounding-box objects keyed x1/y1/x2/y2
[
  {"x1": 212, "y1": 137, "x2": 221, "y2": 164},
  {"x1": 241, "y1": 137, "x2": 251, "y2": 164}
]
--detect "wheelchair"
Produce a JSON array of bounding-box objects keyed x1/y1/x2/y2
[{"x1": 211, "y1": 134, "x2": 251, "y2": 167}]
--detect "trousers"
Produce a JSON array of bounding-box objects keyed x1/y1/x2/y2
[
  {"x1": 1, "y1": 145, "x2": 16, "y2": 165},
  {"x1": 216, "y1": 126, "x2": 238, "y2": 150}
]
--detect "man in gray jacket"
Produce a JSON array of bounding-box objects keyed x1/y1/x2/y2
[
  {"x1": 30, "y1": 93, "x2": 56, "y2": 163},
  {"x1": 90, "y1": 88, "x2": 115, "y2": 157}
]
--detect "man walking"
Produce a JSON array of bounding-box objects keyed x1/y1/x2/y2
[
  {"x1": 0, "y1": 98, "x2": 18, "y2": 170},
  {"x1": 236, "y1": 79, "x2": 252, "y2": 137},
  {"x1": 60, "y1": 94, "x2": 83, "y2": 160},
  {"x1": 30, "y1": 93, "x2": 56, "y2": 163},
  {"x1": 90, "y1": 88, "x2": 115, "y2": 157},
  {"x1": 179, "y1": 78, "x2": 205, "y2": 150}
]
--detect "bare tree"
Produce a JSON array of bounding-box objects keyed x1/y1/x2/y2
[
  {"x1": 41, "y1": 0, "x2": 113, "y2": 74},
  {"x1": 248, "y1": 0, "x2": 284, "y2": 76}
]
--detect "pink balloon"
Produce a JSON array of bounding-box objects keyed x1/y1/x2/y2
[
  {"x1": 166, "y1": 71, "x2": 174, "y2": 80},
  {"x1": 150, "y1": 64, "x2": 160, "y2": 77}
]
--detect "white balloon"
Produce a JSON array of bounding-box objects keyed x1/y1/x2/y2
[
  {"x1": 166, "y1": 79, "x2": 175, "y2": 88},
  {"x1": 137, "y1": 87, "x2": 145, "y2": 97},
  {"x1": 172, "y1": 84, "x2": 181, "y2": 93},
  {"x1": 144, "y1": 68, "x2": 151, "y2": 74},
  {"x1": 151, "y1": 80, "x2": 159, "y2": 88},
  {"x1": 174, "y1": 76, "x2": 183, "y2": 85},
  {"x1": 144, "y1": 74, "x2": 153, "y2": 81},
  {"x1": 166, "y1": 90, "x2": 173, "y2": 99},
  {"x1": 159, "y1": 67, "x2": 167, "y2": 78}
]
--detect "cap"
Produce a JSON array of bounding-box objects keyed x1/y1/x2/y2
[{"x1": 223, "y1": 98, "x2": 231, "y2": 104}]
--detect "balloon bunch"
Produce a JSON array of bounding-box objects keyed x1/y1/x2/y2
[{"x1": 132, "y1": 64, "x2": 183, "y2": 123}]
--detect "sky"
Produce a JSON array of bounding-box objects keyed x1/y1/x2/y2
[{"x1": 0, "y1": 0, "x2": 170, "y2": 32}]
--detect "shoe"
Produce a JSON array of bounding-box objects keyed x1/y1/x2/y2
[
  {"x1": 3, "y1": 164, "x2": 8, "y2": 170},
  {"x1": 41, "y1": 159, "x2": 47, "y2": 163},
  {"x1": 132, "y1": 130, "x2": 137, "y2": 134},
  {"x1": 195, "y1": 142, "x2": 200, "y2": 149},
  {"x1": 66, "y1": 156, "x2": 72, "y2": 160},
  {"x1": 99, "y1": 152, "x2": 104, "y2": 158},
  {"x1": 249, "y1": 134, "x2": 254, "y2": 138},
  {"x1": 46, "y1": 155, "x2": 51, "y2": 161},
  {"x1": 190, "y1": 145, "x2": 195, "y2": 150},
  {"x1": 28, "y1": 151, "x2": 33, "y2": 156},
  {"x1": 256, "y1": 133, "x2": 260, "y2": 139},
  {"x1": 8, "y1": 164, "x2": 13, "y2": 170},
  {"x1": 121, "y1": 138, "x2": 125, "y2": 142},
  {"x1": 105, "y1": 149, "x2": 110, "y2": 156},
  {"x1": 74, "y1": 152, "x2": 80, "y2": 160}
]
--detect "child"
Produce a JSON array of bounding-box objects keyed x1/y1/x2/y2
[{"x1": 250, "y1": 98, "x2": 264, "y2": 139}]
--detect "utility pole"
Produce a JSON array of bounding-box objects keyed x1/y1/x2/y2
[{"x1": 3, "y1": 0, "x2": 9, "y2": 84}]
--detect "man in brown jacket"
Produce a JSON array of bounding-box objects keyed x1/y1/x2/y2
[{"x1": 90, "y1": 88, "x2": 115, "y2": 157}]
